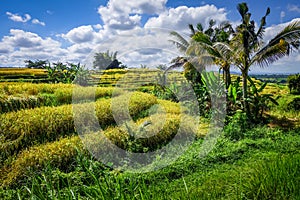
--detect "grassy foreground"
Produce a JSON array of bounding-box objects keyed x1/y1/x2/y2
[{"x1": 1, "y1": 126, "x2": 299, "y2": 199}]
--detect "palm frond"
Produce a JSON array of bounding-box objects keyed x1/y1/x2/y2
[
  {"x1": 256, "y1": 7, "x2": 270, "y2": 39},
  {"x1": 252, "y1": 40, "x2": 290, "y2": 67},
  {"x1": 165, "y1": 57, "x2": 188, "y2": 72},
  {"x1": 169, "y1": 31, "x2": 189, "y2": 52},
  {"x1": 237, "y1": 3, "x2": 249, "y2": 20},
  {"x1": 213, "y1": 42, "x2": 232, "y2": 58},
  {"x1": 197, "y1": 23, "x2": 204, "y2": 32},
  {"x1": 269, "y1": 20, "x2": 300, "y2": 45},
  {"x1": 188, "y1": 24, "x2": 196, "y2": 37},
  {"x1": 192, "y1": 32, "x2": 213, "y2": 46},
  {"x1": 253, "y1": 20, "x2": 300, "y2": 66}
]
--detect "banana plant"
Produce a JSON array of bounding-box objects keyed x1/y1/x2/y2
[
  {"x1": 227, "y1": 76, "x2": 243, "y2": 114},
  {"x1": 201, "y1": 71, "x2": 226, "y2": 121},
  {"x1": 247, "y1": 77, "x2": 279, "y2": 122}
]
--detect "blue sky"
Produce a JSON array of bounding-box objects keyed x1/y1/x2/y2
[{"x1": 1, "y1": 0, "x2": 300, "y2": 73}]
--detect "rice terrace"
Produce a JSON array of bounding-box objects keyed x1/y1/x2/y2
[{"x1": 1, "y1": 1, "x2": 300, "y2": 199}]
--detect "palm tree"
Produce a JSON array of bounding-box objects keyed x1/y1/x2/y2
[
  {"x1": 170, "y1": 20, "x2": 234, "y2": 88},
  {"x1": 230, "y1": 3, "x2": 300, "y2": 119},
  {"x1": 93, "y1": 50, "x2": 119, "y2": 70},
  {"x1": 187, "y1": 23, "x2": 233, "y2": 88},
  {"x1": 168, "y1": 27, "x2": 204, "y2": 84}
]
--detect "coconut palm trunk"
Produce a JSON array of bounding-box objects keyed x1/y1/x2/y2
[{"x1": 223, "y1": 64, "x2": 231, "y2": 89}]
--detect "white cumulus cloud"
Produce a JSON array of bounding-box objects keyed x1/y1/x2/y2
[
  {"x1": 6, "y1": 12, "x2": 31, "y2": 23},
  {"x1": 32, "y1": 19, "x2": 46, "y2": 26},
  {"x1": 145, "y1": 5, "x2": 227, "y2": 32},
  {"x1": 98, "y1": 0, "x2": 166, "y2": 30},
  {"x1": 0, "y1": 29, "x2": 67, "y2": 66}
]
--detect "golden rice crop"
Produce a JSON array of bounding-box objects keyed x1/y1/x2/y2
[
  {"x1": 0, "y1": 92, "x2": 157, "y2": 162},
  {"x1": 0, "y1": 86, "x2": 124, "y2": 113},
  {"x1": 0, "y1": 114, "x2": 193, "y2": 187},
  {"x1": 0, "y1": 68, "x2": 47, "y2": 76},
  {"x1": 157, "y1": 99, "x2": 181, "y2": 114},
  {"x1": 0, "y1": 82, "x2": 73, "y2": 95},
  {"x1": 83, "y1": 113, "x2": 198, "y2": 156},
  {"x1": 1, "y1": 101, "x2": 208, "y2": 187},
  {"x1": 0, "y1": 95, "x2": 45, "y2": 113},
  {"x1": 0, "y1": 136, "x2": 83, "y2": 188},
  {"x1": 54, "y1": 86, "x2": 124, "y2": 105}
]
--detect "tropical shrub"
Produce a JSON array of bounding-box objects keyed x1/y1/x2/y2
[
  {"x1": 247, "y1": 77, "x2": 278, "y2": 122},
  {"x1": 24, "y1": 60, "x2": 48, "y2": 69},
  {"x1": 223, "y1": 111, "x2": 249, "y2": 141},
  {"x1": 287, "y1": 97, "x2": 300, "y2": 111},
  {"x1": 93, "y1": 50, "x2": 125, "y2": 70},
  {"x1": 45, "y1": 62, "x2": 89, "y2": 84}
]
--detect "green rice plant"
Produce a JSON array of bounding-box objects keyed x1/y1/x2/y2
[
  {"x1": 2, "y1": 154, "x2": 151, "y2": 199},
  {"x1": 0, "y1": 92, "x2": 157, "y2": 163}
]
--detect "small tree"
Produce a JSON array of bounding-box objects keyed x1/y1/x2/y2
[
  {"x1": 287, "y1": 74, "x2": 300, "y2": 94},
  {"x1": 24, "y1": 60, "x2": 48, "y2": 69},
  {"x1": 93, "y1": 50, "x2": 122, "y2": 70},
  {"x1": 140, "y1": 64, "x2": 148, "y2": 69},
  {"x1": 156, "y1": 64, "x2": 167, "y2": 70}
]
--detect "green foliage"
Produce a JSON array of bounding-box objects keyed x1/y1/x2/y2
[
  {"x1": 287, "y1": 97, "x2": 300, "y2": 111},
  {"x1": 224, "y1": 111, "x2": 249, "y2": 141},
  {"x1": 183, "y1": 62, "x2": 202, "y2": 84},
  {"x1": 201, "y1": 72, "x2": 227, "y2": 120},
  {"x1": 287, "y1": 73, "x2": 300, "y2": 94},
  {"x1": 152, "y1": 82, "x2": 178, "y2": 102},
  {"x1": 45, "y1": 62, "x2": 88, "y2": 84},
  {"x1": 227, "y1": 76, "x2": 243, "y2": 114},
  {"x1": 226, "y1": 76, "x2": 279, "y2": 123},
  {"x1": 156, "y1": 64, "x2": 167, "y2": 70},
  {"x1": 247, "y1": 77, "x2": 279, "y2": 122},
  {"x1": 140, "y1": 64, "x2": 148, "y2": 69}
]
